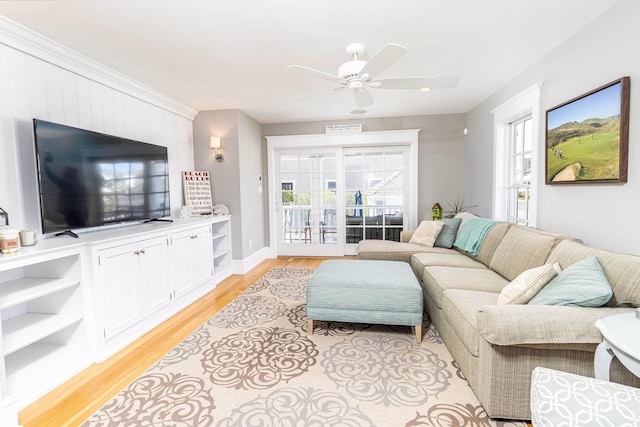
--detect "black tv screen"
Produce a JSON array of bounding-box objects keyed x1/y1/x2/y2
[{"x1": 33, "y1": 119, "x2": 171, "y2": 234}]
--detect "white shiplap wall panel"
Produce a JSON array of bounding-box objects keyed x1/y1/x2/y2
[
  {"x1": 0, "y1": 45, "x2": 18, "y2": 226},
  {"x1": 0, "y1": 34, "x2": 196, "y2": 230},
  {"x1": 61, "y1": 71, "x2": 80, "y2": 127},
  {"x1": 27, "y1": 56, "x2": 49, "y2": 121},
  {"x1": 44, "y1": 63, "x2": 64, "y2": 125},
  {"x1": 7, "y1": 47, "x2": 35, "y2": 229},
  {"x1": 88, "y1": 80, "x2": 104, "y2": 134},
  {"x1": 131, "y1": 97, "x2": 143, "y2": 142},
  {"x1": 76, "y1": 75, "x2": 93, "y2": 131},
  {"x1": 121, "y1": 92, "x2": 135, "y2": 140},
  {"x1": 101, "y1": 85, "x2": 115, "y2": 136},
  {"x1": 112, "y1": 89, "x2": 125, "y2": 137},
  {"x1": 7, "y1": 48, "x2": 30, "y2": 119}
]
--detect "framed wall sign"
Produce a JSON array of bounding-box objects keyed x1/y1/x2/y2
[
  {"x1": 545, "y1": 77, "x2": 630, "y2": 184},
  {"x1": 182, "y1": 171, "x2": 213, "y2": 215}
]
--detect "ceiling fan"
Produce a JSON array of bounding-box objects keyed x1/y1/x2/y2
[{"x1": 287, "y1": 42, "x2": 458, "y2": 108}]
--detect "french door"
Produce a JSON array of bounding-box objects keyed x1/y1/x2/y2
[
  {"x1": 267, "y1": 130, "x2": 419, "y2": 257},
  {"x1": 272, "y1": 144, "x2": 412, "y2": 257},
  {"x1": 275, "y1": 150, "x2": 340, "y2": 257}
]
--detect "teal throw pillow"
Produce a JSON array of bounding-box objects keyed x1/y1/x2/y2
[
  {"x1": 434, "y1": 217, "x2": 462, "y2": 248},
  {"x1": 528, "y1": 256, "x2": 613, "y2": 307}
]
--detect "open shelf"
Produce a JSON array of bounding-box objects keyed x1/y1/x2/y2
[
  {"x1": 210, "y1": 216, "x2": 231, "y2": 280},
  {"x1": 213, "y1": 250, "x2": 229, "y2": 261},
  {"x1": 0, "y1": 278, "x2": 80, "y2": 310},
  {"x1": 2, "y1": 313, "x2": 83, "y2": 356},
  {"x1": 212, "y1": 232, "x2": 228, "y2": 241},
  {"x1": 5, "y1": 342, "x2": 86, "y2": 394}
]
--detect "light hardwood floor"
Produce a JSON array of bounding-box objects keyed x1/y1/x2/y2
[
  {"x1": 19, "y1": 257, "x2": 329, "y2": 427},
  {"x1": 20, "y1": 256, "x2": 532, "y2": 427}
]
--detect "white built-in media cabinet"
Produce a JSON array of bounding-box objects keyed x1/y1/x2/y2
[{"x1": 0, "y1": 216, "x2": 231, "y2": 425}]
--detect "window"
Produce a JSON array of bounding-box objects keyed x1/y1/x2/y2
[
  {"x1": 506, "y1": 116, "x2": 532, "y2": 224},
  {"x1": 493, "y1": 84, "x2": 541, "y2": 227}
]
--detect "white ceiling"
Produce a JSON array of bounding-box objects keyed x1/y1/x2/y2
[{"x1": 0, "y1": 1, "x2": 620, "y2": 124}]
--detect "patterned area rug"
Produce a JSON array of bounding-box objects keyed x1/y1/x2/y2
[{"x1": 82, "y1": 267, "x2": 527, "y2": 427}]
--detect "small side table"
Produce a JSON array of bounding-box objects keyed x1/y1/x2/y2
[{"x1": 594, "y1": 312, "x2": 640, "y2": 381}]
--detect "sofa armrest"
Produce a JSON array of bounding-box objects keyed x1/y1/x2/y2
[
  {"x1": 477, "y1": 305, "x2": 632, "y2": 347},
  {"x1": 400, "y1": 230, "x2": 415, "y2": 243}
]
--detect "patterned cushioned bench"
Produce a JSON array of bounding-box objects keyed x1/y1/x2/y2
[
  {"x1": 306, "y1": 260, "x2": 423, "y2": 342},
  {"x1": 531, "y1": 367, "x2": 640, "y2": 426}
]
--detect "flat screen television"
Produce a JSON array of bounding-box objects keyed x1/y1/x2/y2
[{"x1": 33, "y1": 119, "x2": 171, "y2": 235}]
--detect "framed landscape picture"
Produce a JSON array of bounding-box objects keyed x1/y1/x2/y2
[{"x1": 545, "y1": 77, "x2": 630, "y2": 184}]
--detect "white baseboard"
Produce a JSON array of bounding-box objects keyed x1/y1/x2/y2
[{"x1": 232, "y1": 247, "x2": 273, "y2": 274}]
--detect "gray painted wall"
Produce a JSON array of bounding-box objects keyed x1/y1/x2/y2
[
  {"x1": 262, "y1": 114, "x2": 468, "y2": 247},
  {"x1": 237, "y1": 111, "x2": 266, "y2": 257},
  {"x1": 193, "y1": 109, "x2": 265, "y2": 260},
  {"x1": 466, "y1": 0, "x2": 639, "y2": 254}
]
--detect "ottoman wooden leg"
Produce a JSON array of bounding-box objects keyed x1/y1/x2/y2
[
  {"x1": 308, "y1": 320, "x2": 314, "y2": 336},
  {"x1": 415, "y1": 325, "x2": 422, "y2": 343}
]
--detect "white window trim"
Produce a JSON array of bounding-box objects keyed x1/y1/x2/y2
[
  {"x1": 265, "y1": 130, "x2": 419, "y2": 258},
  {"x1": 492, "y1": 83, "x2": 542, "y2": 227}
]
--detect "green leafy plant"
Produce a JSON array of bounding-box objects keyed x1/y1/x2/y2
[{"x1": 445, "y1": 198, "x2": 477, "y2": 218}]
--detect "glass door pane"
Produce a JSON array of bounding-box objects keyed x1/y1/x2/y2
[
  {"x1": 278, "y1": 151, "x2": 339, "y2": 256},
  {"x1": 344, "y1": 149, "x2": 404, "y2": 245}
]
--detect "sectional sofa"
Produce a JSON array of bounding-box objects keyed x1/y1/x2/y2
[{"x1": 357, "y1": 214, "x2": 640, "y2": 420}]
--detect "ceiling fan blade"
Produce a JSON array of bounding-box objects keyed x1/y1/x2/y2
[
  {"x1": 373, "y1": 77, "x2": 435, "y2": 90},
  {"x1": 359, "y1": 43, "x2": 407, "y2": 79},
  {"x1": 431, "y1": 76, "x2": 459, "y2": 89},
  {"x1": 353, "y1": 88, "x2": 374, "y2": 108},
  {"x1": 374, "y1": 76, "x2": 459, "y2": 90},
  {"x1": 286, "y1": 64, "x2": 346, "y2": 83}
]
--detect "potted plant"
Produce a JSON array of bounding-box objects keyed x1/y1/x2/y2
[{"x1": 445, "y1": 198, "x2": 477, "y2": 218}]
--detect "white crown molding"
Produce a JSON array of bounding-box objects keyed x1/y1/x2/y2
[{"x1": 0, "y1": 16, "x2": 198, "y2": 121}]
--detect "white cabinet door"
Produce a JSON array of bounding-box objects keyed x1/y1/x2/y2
[
  {"x1": 191, "y1": 226, "x2": 213, "y2": 287},
  {"x1": 98, "y1": 242, "x2": 140, "y2": 338},
  {"x1": 138, "y1": 237, "x2": 171, "y2": 317},
  {"x1": 171, "y1": 226, "x2": 213, "y2": 299},
  {"x1": 98, "y1": 236, "x2": 170, "y2": 339},
  {"x1": 170, "y1": 229, "x2": 194, "y2": 298}
]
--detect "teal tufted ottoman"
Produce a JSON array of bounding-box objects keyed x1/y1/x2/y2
[{"x1": 306, "y1": 260, "x2": 424, "y2": 342}]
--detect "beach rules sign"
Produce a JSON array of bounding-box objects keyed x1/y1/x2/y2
[{"x1": 182, "y1": 171, "x2": 213, "y2": 215}]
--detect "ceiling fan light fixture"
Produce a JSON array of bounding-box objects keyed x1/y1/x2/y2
[
  {"x1": 348, "y1": 80, "x2": 365, "y2": 90},
  {"x1": 287, "y1": 42, "x2": 457, "y2": 108}
]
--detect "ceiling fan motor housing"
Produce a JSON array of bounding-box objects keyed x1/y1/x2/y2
[{"x1": 338, "y1": 60, "x2": 367, "y2": 81}]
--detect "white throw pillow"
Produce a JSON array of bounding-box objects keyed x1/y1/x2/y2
[
  {"x1": 409, "y1": 220, "x2": 445, "y2": 247},
  {"x1": 497, "y1": 263, "x2": 561, "y2": 305}
]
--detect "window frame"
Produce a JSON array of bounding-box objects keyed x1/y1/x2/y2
[{"x1": 492, "y1": 84, "x2": 542, "y2": 227}]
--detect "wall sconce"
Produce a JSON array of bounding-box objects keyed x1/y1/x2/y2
[{"x1": 210, "y1": 136, "x2": 224, "y2": 162}]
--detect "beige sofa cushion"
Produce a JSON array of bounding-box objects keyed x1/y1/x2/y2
[
  {"x1": 455, "y1": 222, "x2": 510, "y2": 267},
  {"x1": 477, "y1": 304, "x2": 631, "y2": 349},
  {"x1": 357, "y1": 239, "x2": 452, "y2": 263},
  {"x1": 422, "y1": 266, "x2": 509, "y2": 308},
  {"x1": 489, "y1": 227, "x2": 560, "y2": 281},
  {"x1": 547, "y1": 239, "x2": 640, "y2": 307},
  {"x1": 442, "y1": 290, "x2": 498, "y2": 356},
  {"x1": 411, "y1": 252, "x2": 486, "y2": 279}
]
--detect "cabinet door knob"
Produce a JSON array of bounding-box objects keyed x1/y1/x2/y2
[
  {"x1": 134, "y1": 250, "x2": 140, "y2": 255},
  {"x1": 140, "y1": 249, "x2": 146, "y2": 254}
]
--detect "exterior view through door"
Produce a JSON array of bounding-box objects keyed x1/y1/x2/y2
[
  {"x1": 267, "y1": 129, "x2": 419, "y2": 258},
  {"x1": 275, "y1": 148, "x2": 408, "y2": 256}
]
